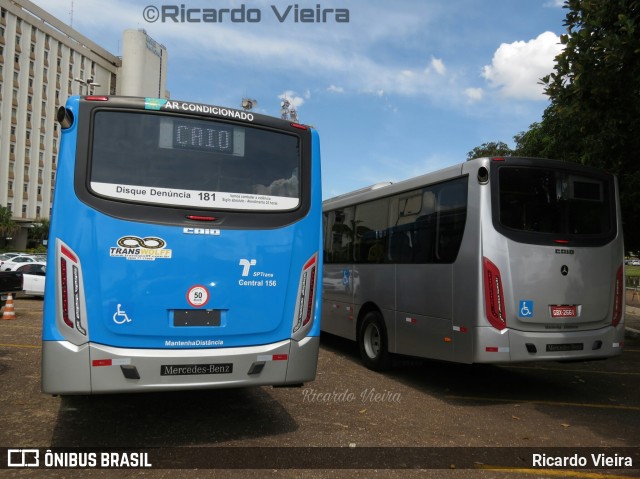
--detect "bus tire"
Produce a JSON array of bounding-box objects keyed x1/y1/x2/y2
[{"x1": 358, "y1": 311, "x2": 391, "y2": 372}]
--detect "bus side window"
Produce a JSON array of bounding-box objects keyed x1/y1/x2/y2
[
  {"x1": 355, "y1": 199, "x2": 389, "y2": 263},
  {"x1": 326, "y1": 207, "x2": 355, "y2": 263},
  {"x1": 435, "y1": 178, "x2": 468, "y2": 263},
  {"x1": 412, "y1": 215, "x2": 435, "y2": 263},
  {"x1": 388, "y1": 227, "x2": 412, "y2": 263},
  {"x1": 388, "y1": 189, "x2": 437, "y2": 264}
]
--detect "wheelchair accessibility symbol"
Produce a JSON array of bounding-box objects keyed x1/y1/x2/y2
[
  {"x1": 519, "y1": 300, "x2": 534, "y2": 318},
  {"x1": 113, "y1": 304, "x2": 132, "y2": 324}
]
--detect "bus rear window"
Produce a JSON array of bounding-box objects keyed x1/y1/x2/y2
[
  {"x1": 495, "y1": 166, "x2": 614, "y2": 244},
  {"x1": 89, "y1": 111, "x2": 301, "y2": 211}
]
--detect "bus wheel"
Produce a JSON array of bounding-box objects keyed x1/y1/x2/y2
[{"x1": 358, "y1": 311, "x2": 391, "y2": 371}]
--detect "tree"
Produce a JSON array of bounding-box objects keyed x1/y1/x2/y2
[
  {"x1": 540, "y1": 0, "x2": 640, "y2": 249},
  {"x1": 0, "y1": 205, "x2": 19, "y2": 247},
  {"x1": 466, "y1": 141, "x2": 514, "y2": 161}
]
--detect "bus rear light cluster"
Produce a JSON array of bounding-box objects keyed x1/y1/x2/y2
[
  {"x1": 292, "y1": 253, "x2": 318, "y2": 337},
  {"x1": 58, "y1": 242, "x2": 87, "y2": 337},
  {"x1": 60, "y1": 258, "x2": 73, "y2": 329},
  {"x1": 483, "y1": 257, "x2": 507, "y2": 331},
  {"x1": 612, "y1": 264, "x2": 624, "y2": 327}
]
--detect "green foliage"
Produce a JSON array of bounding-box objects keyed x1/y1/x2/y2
[
  {"x1": 28, "y1": 219, "x2": 50, "y2": 242},
  {"x1": 541, "y1": 0, "x2": 640, "y2": 249},
  {"x1": 0, "y1": 205, "x2": 19, "y2": 239},
  {"x1": 466, "y1": 141, "x2": 514, "y2": 161}
]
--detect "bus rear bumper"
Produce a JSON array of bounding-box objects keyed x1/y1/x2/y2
[
  {"x1": 474, "y1": 324, "x2": 625, "y2": 363},
  {"x1": 41, "y1": 336, "x2": 319, "y2": 395}
]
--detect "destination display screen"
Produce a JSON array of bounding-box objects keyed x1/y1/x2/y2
[
  {"x1": 158, "y1": 118, "x2": 245, "y2": 156},
  {"x1": 89, "y1": 110, "x2": 300, "y2": 211}
]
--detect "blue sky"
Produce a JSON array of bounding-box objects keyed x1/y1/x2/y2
[{"x1": 33, "y1": 0, "x2": 567, "y2": 198}]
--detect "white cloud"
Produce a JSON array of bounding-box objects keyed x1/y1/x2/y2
[
  {"x1": 32, "y1": 0, "x2": 555, "y2": 108},
  {"x1": 430, "y1": 57, "x2": 446, "y2": 76},
  {"x1": 464, "y1": 87, "x2": 484, "y2": 102},
  {"x1": 482, "y1": 31, "x2": 563, "y2": 100}
]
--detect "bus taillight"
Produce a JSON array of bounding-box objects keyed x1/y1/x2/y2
[
  {"x1": 612, "y1": 264, "x2": 624, "y2": 327},
  {"x1": 57, "y1": 241, "x2": 88, "y2": 338},
  {"x1": 483, "y1": 257, "x2": 507, "y2": 330},
  {"x1": 60, "y1": 258, "x2": 73, "y2": 329},
  {"x1": 292, "y1": 253, "x2": 318, "y2": 338}
]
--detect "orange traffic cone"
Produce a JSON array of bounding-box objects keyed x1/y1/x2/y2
[{"x1": 2, "y1": 294, "x2": 16, "y2": 320}]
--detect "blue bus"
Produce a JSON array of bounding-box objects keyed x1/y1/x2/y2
[{"x1": 42, "y1": 96, "x2": 322, "y2": 394}]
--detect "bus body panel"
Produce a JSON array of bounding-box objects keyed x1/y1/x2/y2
[
  {"x1": 321, "y1": 266, "x2": 356, "y2": 340},
  {"x1": 504, "y1": 241, "x2": 615, "y2": 329},
  {"x1": 322, "y1": 157, "x2": 624, "y2": 366},
  {"x1": 44, "y1": 212, "x2": 309, "y2": 348},
  {"x1": 42, "y1": 96, "x2": 322, "y2": 394},
  {"x1": 42, "y1": 337, "x2": 319, "y2": 394},
  {"x1": 473, "y1": 324, "x2": 623, "y2": 363},
  {"x1": 450, "y1": 160, "x2": 485, "y2": 364},
  {"x1": 394, "y1": 263, "x2": 454, "y2": 361}
]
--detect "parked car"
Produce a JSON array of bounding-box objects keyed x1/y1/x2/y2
[
  {"x1": 16, "y1": 262, "x2": 46, "y2": 297},
  {"x1": 0, "y1": 269, "x2": 24, "y2": 306},
  {"x1": 0, "y1": 253, "x2": 21, "y2": 268},
  {"x1": 1, "y1": 255, "x2": 38, "y2": 271}
]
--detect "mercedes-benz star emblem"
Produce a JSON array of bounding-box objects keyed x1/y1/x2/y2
[{"x1": 561, "y1": 265, "x2": 569, "y2": 276}]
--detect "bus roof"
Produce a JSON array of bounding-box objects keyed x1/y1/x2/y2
[{"x1": 323, "y1": 162, "x2": 466, "y2": 210}]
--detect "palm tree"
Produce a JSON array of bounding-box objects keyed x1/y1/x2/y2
[{"x1": 0, "y1": 205, "x2": 20, "y2": 249}]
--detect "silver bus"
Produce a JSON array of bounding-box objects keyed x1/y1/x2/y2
[{"x1": 322, "y1": 157, "x2": 625, "y2": 370}]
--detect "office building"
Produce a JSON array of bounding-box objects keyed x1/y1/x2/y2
[{"x1": 0, "y1": 0, "x2": 167, "y2": 248}]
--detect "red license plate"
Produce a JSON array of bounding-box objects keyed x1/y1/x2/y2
[{"x1": 550, "y1": 305, "x2": 577, "y2": 318}]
